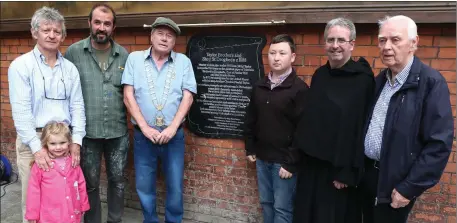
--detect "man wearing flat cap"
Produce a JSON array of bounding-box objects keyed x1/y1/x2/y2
[{"x1": 122, "y1": 17, "x2": 196, "y2": 222}]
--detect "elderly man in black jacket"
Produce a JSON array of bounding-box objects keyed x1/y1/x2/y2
[{"x1": 361, "y1": 15, "x2": 454, "y2": 223}]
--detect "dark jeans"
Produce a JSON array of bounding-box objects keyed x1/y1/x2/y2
[
  {"x1": 81, "y1": 134, "x2": 129, "y2": 223},
  {"x1": 133, "y1": 127, "x2": 185, "y2": 223},
  {"x1": 256, "y1": 159, "x2": 297, "y2": 223},
  {"x1": 359, "y1": 157, "x2": 416, "y2": 223}
]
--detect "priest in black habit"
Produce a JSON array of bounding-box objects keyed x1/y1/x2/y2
[{"x1": 292, "y1": 18, "x2": 375, "y2": 223}]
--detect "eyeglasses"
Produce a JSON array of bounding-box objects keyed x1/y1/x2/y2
[
  {"x1": 42, "y1": 76, "x2": 67, "y2": 100},
  {"x1": 33, "y1": 52, "x2": 68, "y2": 100},
  {"x1": 325, "y1": 38, "x2": 353, "y2": 45}
]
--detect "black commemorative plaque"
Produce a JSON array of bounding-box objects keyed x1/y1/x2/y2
[{"x1": 186, "y1": 35, "x2": 266, "y2": 139}]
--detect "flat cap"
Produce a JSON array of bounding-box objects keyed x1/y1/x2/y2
[{"x1": 151, "y1": 17, "x2": 181, "y2": 35}]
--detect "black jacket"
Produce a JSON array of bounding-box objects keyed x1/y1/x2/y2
[
  {"x1": 244, "y1": 69, "x2": 309, "y2": 173},
  {"x1": 293, "y1": 57, "x2": 375, "y2": 186},
  {"x1": 366, "y1": 57, "x2": 453, "y2": 203}
]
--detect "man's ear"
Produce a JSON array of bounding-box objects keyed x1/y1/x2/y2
[
  {"x1": 411, "y1": 36, "x2": 419, "y2": 51},
  {"x1": 291, "y1": 52, "x2": 296, "y2": 64},
  {"x1": 31, "y1": 28, "x2": 38, "y2": 40}
]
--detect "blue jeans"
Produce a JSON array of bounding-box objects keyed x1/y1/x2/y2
[
  {"x1": 133, "y1": 127, "x2": 185, "y2": 223},
  {"x1": 256, "y1": 159, "x2": 297, "y2": 223}
]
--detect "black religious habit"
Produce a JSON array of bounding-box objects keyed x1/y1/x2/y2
[{"x1": 292, "y1": 57, "x2": 375, "y2": 223}]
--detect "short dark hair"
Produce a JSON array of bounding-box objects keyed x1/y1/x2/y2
[
  {"x1": 88, "y1": 3, "x2": 116, "y2": 25},
  {"x1": 270, "y1": 34, "x2": 296, "y2": 53}
]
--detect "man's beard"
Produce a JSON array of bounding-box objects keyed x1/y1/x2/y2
[{"x1": 91, "y1": 30, "x2": 111, "y2": 44}]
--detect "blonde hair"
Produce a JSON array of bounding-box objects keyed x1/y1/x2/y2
[{"x1": 40, "y1": 121, "x2": 72, "y2": 148}]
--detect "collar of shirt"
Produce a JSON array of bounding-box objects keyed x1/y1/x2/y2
[
  {"x1": 82, "y1": 36, "x2": 120, "y2": 56},
  {"x1": 143, "y1": 47, "x2": 176, "y2": 63},
  {"x1": 386, "y1": 57, "x2": 414, "y2": 87},
  {"x1": 33, "y1": 45, "x2": 63, "y2": 66},
  {"x1": 268, "y1": 67, "x2": 292, "y2": 88}
]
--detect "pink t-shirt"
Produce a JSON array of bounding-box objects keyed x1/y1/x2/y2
[{"x1": 53, "y1": 156, "x2": 69, "y2": 171}]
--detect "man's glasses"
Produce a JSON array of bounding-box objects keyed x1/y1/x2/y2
[
  {"x1": 325, "y1": 38, "x2": 353, "y2": 45},
  {"x1": 42, "y1": 76, "x2": 67, "y2": 100},
  {"x1": 33, "y1": 52, "x2": 68, "y2": 100}
]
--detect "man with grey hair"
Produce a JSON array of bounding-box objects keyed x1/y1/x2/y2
[
  {"x1": 8, "y1": 6, "x2": 86, "y2": 222},
  {"x1": 292, "y1": 17, "x2": 374, "y2": 223},
  {"x1": 122, "y1": 17, "x2": 196, "y2": 222},
  {"x1": 360, "y1": 15, "x2": 453, "y2": 223}
]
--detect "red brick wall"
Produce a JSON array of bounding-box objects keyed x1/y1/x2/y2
[{"x1": 1, "y1": 24, "x2": 455, "y2": 223}]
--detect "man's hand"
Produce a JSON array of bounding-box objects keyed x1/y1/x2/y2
[
  {"x1": 247, "y1": 155, "x2": 256, "y2": 162},
  {"x1": 279, "y1": 167, "x2": 293, "y2": 179},
  {"x1": 156, "y1": 126, "x2": 178, "y2": 145},
  {"x1": 33, "y1": 149, "x2": 53, "y2": 171},
  {"x1": 333, "y1": 180, "x2": 348, "y2": 189},
  {"x1": 391, "y1": 188, "x2": 410, "y2": 208},
  {"x1": 70, "y1": 143, "x2": 81, "y2": 168},
  {"x1": 140, "y1": 126, "x2": 161, "y2": 144}
]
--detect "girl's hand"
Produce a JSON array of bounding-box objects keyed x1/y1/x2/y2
[{"x1": 29, "y1": 220, "x2": 36, "y2": 223}]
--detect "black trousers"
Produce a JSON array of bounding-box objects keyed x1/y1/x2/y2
[
  {"x1": 293, "y1": 156, "x2": 361, "y2": 223},
  {"x1": 81, "y1": 134, "x2": 129, "y2": 223},
  {"x1": 359, "y1": 157, "x2": 416, "y2": 223}
]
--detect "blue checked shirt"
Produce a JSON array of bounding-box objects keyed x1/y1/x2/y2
[{"x1": 364, "y1": 58, "x2": 414, "y2": 160}]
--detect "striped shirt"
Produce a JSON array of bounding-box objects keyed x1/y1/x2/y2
[
  {"x1": 364, "y1": 57, "x2": 414, "y2": 160},
  {"x1": 8, "y1": 46, "x2": 86, "y2": 153}
]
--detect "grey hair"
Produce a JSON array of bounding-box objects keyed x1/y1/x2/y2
[
  {"x1": 378, "y1": 15, "x2": 417, "y2": 40},
  {"x1": 324, "y1": 17, "x2": 356, "y2": 40},
  {"x1": 30, "y1": 6, "x2": 67, "y2": 38}
]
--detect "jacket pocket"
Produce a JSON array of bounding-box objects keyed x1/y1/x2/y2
[
  {"x1": 72, "y1": 181, "x2": 82, "y2": 213},
  {"x1": 410, "y1": 152, "x2": 418, "y2": 161},
  {"x1": 111, "y1": 68, "x2": 124, "y2": 87},
  {"x1": 284, "y1": 145, "x2": 301, "y2": 164}
]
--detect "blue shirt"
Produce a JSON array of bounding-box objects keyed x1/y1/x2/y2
[
  {"x1": 364, "y1": 57, "x2": 414, "y2": 160},
  {"x1": 121, "y1": 48, "x2": 197, "y2": 127},
  {"x1": 8, "y1": 46, "x2": 86, "y2": 153}
]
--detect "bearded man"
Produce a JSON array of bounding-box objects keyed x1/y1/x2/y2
[{"x1": 64, "y1": 3, "x2": 129, "y2": 223}]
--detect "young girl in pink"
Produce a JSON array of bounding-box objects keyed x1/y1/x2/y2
[{"x1": 25, "y1": 121, "x2": 90, "y2": 223}]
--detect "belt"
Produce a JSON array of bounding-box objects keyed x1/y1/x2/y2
[
  {"x1": 36, "y1": 126, "x2": 73, "y2": 132},
  {"x1": 133, "y1": 124, "x2": 183, "y2": 131},
  {"x1": 365, "y1": 156, "x2": 380, "y2": 169}
]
